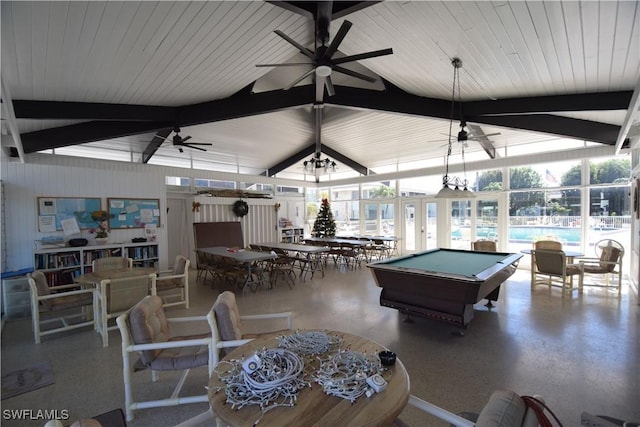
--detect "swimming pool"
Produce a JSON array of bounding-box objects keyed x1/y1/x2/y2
[{"x1": 477, "y1": 226, "x2": 581, "y2": 243}]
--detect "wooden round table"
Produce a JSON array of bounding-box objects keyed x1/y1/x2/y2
[
  {"x1": 74, "y1": 266, "x2": 158, "y2": 284},
  {"x1": 208, "y1": 330, "x2": 410, "y2": 427}
]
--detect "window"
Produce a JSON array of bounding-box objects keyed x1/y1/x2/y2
[
  {"x1": 194, "y1": 179, "x2": 235, "y2": 189},
  {"x1": 362, "y1": 181, "x2": 396, "y2": 199}
]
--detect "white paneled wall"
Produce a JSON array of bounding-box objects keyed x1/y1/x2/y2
[
  {"x1": 0, "y1": 153, "x2": 310, "y2": 274},
  {"x1": 193, "y1": 196, "x2": 279, "y2": 246},
  {"x1": 1, "y1": 157, "x2": 167, "y2": 272}
]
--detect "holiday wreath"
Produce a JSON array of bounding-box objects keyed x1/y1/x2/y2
[{"x1": 232, "y1": 199, "x2": 249, "y2": 217}]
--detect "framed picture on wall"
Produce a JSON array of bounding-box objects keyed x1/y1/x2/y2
[{"x1": 107, "y1": 198, "x2": 161, "y2": 229}]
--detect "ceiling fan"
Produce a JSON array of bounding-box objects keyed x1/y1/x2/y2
[
  {"x1": 167, "y1": 127, "x2": 212, "y2": 153},
  {"x1": 256, "y1": 18, "x2": 393, "y2": 102},
  {"x1": 453, "y1": 120, "x2": 501, "y2": 145}
]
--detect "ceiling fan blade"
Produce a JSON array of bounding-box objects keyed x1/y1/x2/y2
[
  {"x1": 332, "y1": 65, "x2": 377, "y2": 83},
  {"x1": 181, "y1": 142, "x2": 212, "y2": 146},
  {"x1": 469, "y1": 132, "x2": 501, "y2": 139},
  {"x1": 256, "y1": 62, "x2": 313, "y2": 67},
  {"x1": 323, "y1": 20, "x2": 352, "y2": 59},
  {"x1": 315, "y1": 76, "x2": 325, "y2": 103},
  {"x1": 325, "y1": 75, "x2": 335, "y2": 97},
  {"x1": 274, "y1": 30, "x2": 315, "y2": 59},
  {"x1": 180, "y1": 135, "x2": 192, "y2": 143},
  {"x1": 332, "y1": 48, "x2": 394, "y2": 65},
  {"x1": 284, "y1": 68, "x2": 315, "y2": 90},
  {"x1": 183, "y1": 144, "x2": 207, "y2": 152}
]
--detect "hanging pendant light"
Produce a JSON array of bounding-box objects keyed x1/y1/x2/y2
[{"x1": 435, "y1": 58, "x2": 476, "y2": 199}]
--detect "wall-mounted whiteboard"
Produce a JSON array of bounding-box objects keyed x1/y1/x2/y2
[{"x1": 107, "y1": 198, "x2": 160, "y2": 229}]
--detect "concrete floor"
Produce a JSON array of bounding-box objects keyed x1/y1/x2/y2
[{"x1": 1, "y1": 264, "x2": 638, "y2": 426}]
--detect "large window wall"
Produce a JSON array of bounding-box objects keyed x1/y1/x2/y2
[{"x1": 301, "y1": 155, "x2": 631, "y2": 274}]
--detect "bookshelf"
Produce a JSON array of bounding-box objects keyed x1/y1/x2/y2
[
  {"x1": 34, "y1": 242, "x2": 159, "y2": 286},
  {"x1": 280, "y1": 227, "x2": 304, "y2": 243}
]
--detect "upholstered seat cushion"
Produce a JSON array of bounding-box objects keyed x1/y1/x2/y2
[
  {"x1": 128, "y1": 295, "x2": 209, "y2": 371},
  {"x1": 213, "y1": 291, "x2": 243, "y2": 341},
  {"x1": 129, "y1": 296, "x2": 171, "y2": 365},
  {"x1": 156, "y1": 277, "x2": 182, "y2": 290},
  {"x1": 565, "y1": 263, "x2": 583, "y2": 275},
  {"x1": 31, "y1": 271, "x2": 93, "y2": 311},
  {"x1": 475, "y1": 390, "x2": 526, "y2": 427},
  {"x1": 156, "y1": 256, "x2": 188, "y2": 291},
  {"x1": 150, "y1": 335, "x2": 210, "y2": 371},
  {"x1": 49, "y1": 293, "x2": 94, "y2": 311},
  {"x1": 582, "y1": 246, "x2": 621, "y2": 274}
]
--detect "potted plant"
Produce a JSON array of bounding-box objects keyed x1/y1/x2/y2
[{"x1": 91, "y1": 210, "x2": 111, "y2": 244}]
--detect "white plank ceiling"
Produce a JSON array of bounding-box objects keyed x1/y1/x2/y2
[{"x1": 1, "y1": 1, "x2": 639, "y2": 182}]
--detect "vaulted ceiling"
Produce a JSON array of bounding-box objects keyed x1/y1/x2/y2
[{"x1": 2, "y1": 1, "x2": 639, "y2": 183}]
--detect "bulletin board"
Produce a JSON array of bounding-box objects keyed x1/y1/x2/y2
[
  {"x1": 37, "y1": 197, "x2": 102, "y2": 232},
  {"x1": 107, "y1": 198, "x2": 161, "y2": 229}
]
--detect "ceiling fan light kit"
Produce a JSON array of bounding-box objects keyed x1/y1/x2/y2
[
  {"x1": 258, "y1": 19, "x2": 393, "y2": 103},
  {"x1": 315, "y1": 65, "x2": 332, "y2": 77},
  {"x1": 435, "y1": 57, "x2": 476, "y2": 199}
]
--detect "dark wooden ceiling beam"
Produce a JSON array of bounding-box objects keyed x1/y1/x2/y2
[
  {"x1": 328, "y1": 80, "x2": 453, "y2": 120},
  {"x1": 267, "y1": 1, "x2": 379, "y2": 20},
  {"x1": 465, "y1": 114, "x2": 627, "y2": 147},
  {"x1": 13, "y1": 82, "x2": 631, "y2": 156},
  {"x1": 266, "y1": 141, "x2": 369, "y2": 177},
  {"x1": 266, "y1": 143, "x2": 316, "y2": 176},
  {"x1": 327, "y1": 82, "x2": 627, "y2": 145},
  {"x1": 178, "y1": 84, "x2": 314, "y2": 126},
  {"x1": 320, "y1": 143, "x2": 369, "y2": 176},
  {"x1": 20, "y1": 121, "x2": 172, "y2": 153},
  {"x1": 12, "y1": 100, "x2": 177, "y2": 121},
  {"x1": 464, "y1": 91, "x2": 633, "y2": 115}
]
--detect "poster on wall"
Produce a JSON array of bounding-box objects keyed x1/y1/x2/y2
[
  {"x1": 107, "y1": 198, "x2": 160, "y2": 229},
  {"x1": 37, "y1": 197, "x2": 102, "y2": 231}
]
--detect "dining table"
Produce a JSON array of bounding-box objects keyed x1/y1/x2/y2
[
  {"x1": 196, "y1": 246, "x2": 276, "y2": 293},
  {"x1": 208, "y1": 329, "x2": 410, "y2": 427},
  {"x1": 74, "y1": 266, "x2": 158, "y2": 285}
]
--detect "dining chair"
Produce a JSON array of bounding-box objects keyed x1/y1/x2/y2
[
  {"x1": 531, "y1": 249, "x2": 583, "y2": 295},
  {"x1": 394, "y1": 389, "x2": 549, "y2": 427},
  {"x1": 97, "y1": 273, "x2": 156, "y2": 347},
  {"x1": 209, "y1": 290, "x2": 292, "y2": 363},
  {"x1": 116, "y1": 295, "x2": 215, "y2": 422},
  {"x1": 268, "y1": 248, "x2": 297, "y2": 289},
  {"x1": 578, "y1": 239, "x2": 624, "y2": 293},
  {"x1": 534, "y1": 239, "x2": 563, "y2": 251},
  {"x1": 156, "y1": 254, "x2": 190, "y2": 309},
  {"x1": 28, "y1": 270, "x2": 97, "y2": 344},
  {"x1": 471, "y1": 240, "x2": 497, "y2": 252},
  {"x1": 92, "y1": 257, "x2": 133, "y2": 271}
]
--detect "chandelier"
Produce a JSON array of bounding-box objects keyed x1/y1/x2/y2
[
  {"x1": 435, "y1": 57, "x2": 475, "y2": 199},
  {"x1": 303, "y1": 154, "x2": 337, "y2": 175}
]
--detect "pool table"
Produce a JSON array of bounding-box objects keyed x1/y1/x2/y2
[{"x1": 367, "y1": 248, "x2": 522, "y2": 329}]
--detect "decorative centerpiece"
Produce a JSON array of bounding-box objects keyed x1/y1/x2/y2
[{"x1": 90, "y1": 210, "x2": 111, "y2": 244}]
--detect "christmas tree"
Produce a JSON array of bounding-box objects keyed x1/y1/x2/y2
[{"x1": 312, "y1": 198, "x2": 337, "y2": 237}]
